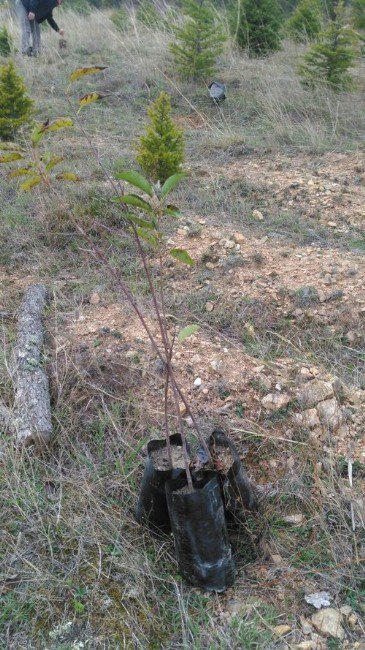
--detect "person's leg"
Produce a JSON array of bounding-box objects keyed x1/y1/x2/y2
[
  {"x1": 16, "y1": 0, "x2": 31, "y2": 54},
  {"x1": 31, "y1": 20, "x2": 41, "y2": 55}
]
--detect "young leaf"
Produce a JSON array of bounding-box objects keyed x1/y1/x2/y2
[
  {"x1": 69, "y1": 66, "x2": 107, "y2": 82},
  {"x1": 169, "y1": 248, "x2": 194, "y2": 266},
  {"x1": 20, "y1": 175, "x2": 42, "y2": 191},
  {"x1": 78, "y1": 92, "x2": 105, "y2": 111},
  {"x1": 55, "y1": 172, "x2": 80, "y2": 182},
  {"x1": 8, "y1": 167, "x2": 33, "y2": 177},
  {"x1": 115, "y1": 170, "x2": 153, "y2": 197},
  {"x1": 0, "y1": 152, "x2": 23, "y2": 163},
  {"x1": 160, "y1": 172, "x2": 187, "y2": 199},
  {"x1": 178, "y1": 324, "x2": 200, "y2": 342},
  {"x1": 124, "y1": 213, "x2": 155, "y2": 229},
  {"x1": 136, "y1": 227, "x2": 158, "y2": 247},
  {"x1": 117, "y1": 194, "x2": 153, "y2": 213},
  {"x1": 45, "y1": 156, "x2": 64, "y2": 172}
]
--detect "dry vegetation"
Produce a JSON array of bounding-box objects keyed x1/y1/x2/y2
[{"x1": 0, "y1": 4, "x2": 365, "y2": 649}]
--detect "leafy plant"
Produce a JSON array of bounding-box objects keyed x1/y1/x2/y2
[
  {"x1": 299, "y1": 2, "x2": 359, "y2": 90},
  {"x1": 286, "y1": 0, "x2": 323, "y2": 42},
  {"x1": 0, "y1": 26, "x2": 12, "y2": 57},
  {"x1": 2, "y1": 66, "x2": 210, "y2": 489},
  {"x1": 0, "y1": 61, "x2": 33, "y2": 140},
  {"x1": 231, "y1": 0, "x2": 283, "y2": 56},
  {"x1": 170, "y1": 0, "x2": 226, "y2": 80},
  {"x1": 136, "y1": 91, "x2": 184, "y2": 184}
]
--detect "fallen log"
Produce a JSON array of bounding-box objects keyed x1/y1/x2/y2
[{"x1": 11, "y1": 284, "x2": 52, "y2": 446}]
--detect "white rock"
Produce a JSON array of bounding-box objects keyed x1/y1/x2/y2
[
  {"x1": 297, "y1": 380, "x2": 334, "y2": 408},
  {"x1": 261, "y1": 392, "x2": 291, "y2": 411},
  {"x1": 316, "y1": 398, "x2": 343, "y2": 431},
  {"x1": 305, "y1": 592, "x2": 331, "y2": 609},
  {"x1": 193, "y1": 377, "x2": 202, "y2": 388},
  {"x1": 311, "y1": 608, "x2": 345, "y2": 640},
  {"x1": 252, "y1": 209, "x2": 264, "y2": 221},
  {"x1": 283, "y1": 514, "x2": 304, "y2": 525}
]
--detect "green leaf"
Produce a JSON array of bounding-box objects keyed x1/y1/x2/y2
[
  {"x1": 115, "y1": 170, "x2": 153, "y2": 197},
  {"x1": 8, "y1": 167, "x2": 33, "y2": 178},
  {"x1": 160, "y1": 172, "x2": 187, "y2": 198},
  {"x1": 45, "y1": 156, "x2": 64, "y2": 172},
  {"x1": 169, "y1": 248, "x2": 194, "y2": 266},
  {"x1": 69, "y1": 66, "x2": 107, "y2": 82},
  {"x1": 20, "y1": 176, "x2": 42, "y2": 191},
  {"x1": 163, "y1": 204, "x2": 181, "y2": 217},
  {"x1": 178, "y1": 324, "x2": 200, "y2": 342},
  {"x1": 124, "y1": 213, "x2": 155, "y2": 229},
  {"x1": 32, "y1": 121, "x2": 48, "y2": 145},
  {"x1": 55, "y1": 172, "x2": 80, "y2": 182},
  {"x1": 0, "y1": 152, "x2": 23, "y2": 163},
  {"x1": 117, "y1": 194, "x2": 153, "y2": 213},
  {"x1": 136, "y1": 227, "x2": 158, "y2": 247},
  {"x1": 77, "y1": 92, "x2": 105, "y2": 111}
]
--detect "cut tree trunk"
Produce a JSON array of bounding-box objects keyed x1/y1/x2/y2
[{"x1": 11, "y1": 284, "x2": 52, "y2": 446}]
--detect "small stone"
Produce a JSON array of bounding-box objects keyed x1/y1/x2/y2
[
  {"x1": 205, "y1": 301, "x2": 214, "y2": 312},
  {"x1": 193, "y1": 377, "x2": 202, "y2": 388},
  {"x1": 252, "y1": 209, "x2": 264, "y2": 221},
  {"x1": 205, "y1": 262, "x2": 215, "y2": 270},
  {"x1": 339, "y1": 605, "x2": 352, "y2": 617},
  {"x1": 297, "y1": 380, "x2": 334, "y2": 408},
  {"x1": 202, "y1": 388, "x2": 209, "y2": 395},
  {"x1": 271, "y1": 554, "x2": 283, "y2": 565},
  {"x1": 283, "y1": 513, "x2": 304, "y2": 525},
  {"x1": 302, "y1": 408, "x2": 321, "y2": 429},
  {"x1": 210, "y1": 357, "x2": 223, "y2": 373},
  {"x1": 327, "y1": 221, "x2": 337, "y2": 228},
  {"x1": 89, "y1": 292, "x2": 100, "y2": 305},
  {"x1": 348, "y1": 613, "x2": 358, "y2": 627},
  {"x1": 311, "y1": 608, "x2": 345, "y2": 640},
  {"x1": 293, "y1": 642, "x2": 316, "y2": 650},
  {"x1": 273, "y1": 625, "x2": 291, "y2": 637},
  {"x1": 316, "y1": 398, "x2": 343, "y2": 431},
  {"x1": 261, "y1": 392, "x2": 291, "y2": 411},
  {"x1": 323, "y1": 274, "x2": 333, "y2": 285},
  {"x1": 234, "y1": 232, "x2": 245, "y2": 244}
]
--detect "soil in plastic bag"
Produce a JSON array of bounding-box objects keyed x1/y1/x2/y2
[
  {"x1": 136, "y1": 433, "x2": 187, "y2": 533},
  {"x1": 208, "y1": 429, "x2": 257, "y2": 518},
  {"x1": 166, "y1": 471, "x2": 236, "y2": 592}
]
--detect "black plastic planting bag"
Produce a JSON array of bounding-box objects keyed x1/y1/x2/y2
[
  {"x1": 136, "y1": 434, "x2": 185, "y2": 533},
  {"x1": 208, "y1": 430, "x2": 257, "y2": 516},
  {"x1": 165, "y1": 471, "x2": 236, "y2": 592}
]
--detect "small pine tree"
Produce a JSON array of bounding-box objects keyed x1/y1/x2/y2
[
  {"x1": 232, "y1": 0, "x2": 283, "y2": 56},
  {"x1": 136, "y1": 92, "x2": 184, "y2": 184},
  {"x1": 351, "y1": 0, "x2": 365, "y2": 30},
  {"x1": 170, "y1": 0, "x2": 226, "y2": 80},
  {"x1": 299, "y1": 3, "x2": 359, "y2": 90},
  {"x1": 0, "y1": 27, "x2": 12, "y2": 57},
  {"x1": 0, "y1": 62, "x2": 33, "y2": 140},
  {"x1": 286, "y1": 0, "x2": 322, "y2": 42}
]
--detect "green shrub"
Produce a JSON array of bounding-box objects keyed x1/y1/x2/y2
[
  {"x1": 170, "y1": 0, "x2": 226, "y2": 80},
  {"x1": 286, "y1": 0, "x2": 322, "y2": 42},
  {"x1": 351, "y1": 0, "x2": 365, "y2": 30},
  {"x1": 299, "y1": 2, "x2": 359, "y2": 90},
  {"x1": 0, "y1": 26, "x2": 12, "y2": 57},
  {"x1": 0, "y1": 61, "x2": 33, "y2": 140},
  {"x1": 232, "y1": 0, "x2": 283, "y2": 56},
  {"x1": 136, "y1": 91, "x2": 184, "y2": 184}
]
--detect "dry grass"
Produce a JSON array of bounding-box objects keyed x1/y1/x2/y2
[{"x1": 1, "y1": 5, "x2": 365, "y2": 648}]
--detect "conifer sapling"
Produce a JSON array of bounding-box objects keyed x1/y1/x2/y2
[
  {"x1": 232, "y1": 0, "x2": 283, "y2": 56},
  {"x1": 170, "y1": 0, "x2": 226, "y2": 80},
  {"x1": 286, "y1": 0, "x2": 322, "y2": 43},
  {"x1": 136, "y1": 91, "x2": 184, "y2": 184},
  {"x1": 0, "y1": 61, "x2": 33, "y2": 140}
]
